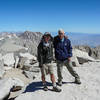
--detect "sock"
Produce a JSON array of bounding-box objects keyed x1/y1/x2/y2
[
  {"x1": 43, "y1": 82, "x2": 46, "y2": 86},
  {"x1": 53, "y1": 82, "x2": 56, "y2": 87}
]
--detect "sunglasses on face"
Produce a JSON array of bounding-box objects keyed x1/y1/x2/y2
[{"x1": 59, "y1": 32, "x2": 64, "y2": 35}]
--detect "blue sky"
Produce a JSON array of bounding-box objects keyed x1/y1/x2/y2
[{"x1": 0, "y1": 0, "x2": 100, "y2": 33}]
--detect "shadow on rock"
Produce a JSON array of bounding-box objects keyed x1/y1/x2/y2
[
  {"x1": 62, "y1": 81, "x2": 75, "y2": 84},
  {"x1": 24, "y1": 81, "x2": 52, "y2": 93}
]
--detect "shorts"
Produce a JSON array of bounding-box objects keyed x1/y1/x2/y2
[{"x1": 40, "y1": 62, "x2": 54, "y2": 76}]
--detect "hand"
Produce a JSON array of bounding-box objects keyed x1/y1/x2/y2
[
  {"x1": 39, "y1": 63, "x2": 43, "y2": 68},
  {"x1": 68, "y1": 57, "x2": 71, "y2": 62}
]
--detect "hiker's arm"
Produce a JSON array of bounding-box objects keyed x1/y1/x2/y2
[{"x1": 37, "y1": 43, "x2": 43, "y2": 67}]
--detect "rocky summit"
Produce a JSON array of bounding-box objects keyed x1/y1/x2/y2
[{"x1": 0, "y1": 31, "x2": 100, "y2": 100}]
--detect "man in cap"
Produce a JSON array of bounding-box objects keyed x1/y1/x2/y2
[
  {"x1": 37, "y1": 32, "x2": 61, "y2": 92},
  {"x1": 53, "y1": 29, "x2": 81, "y2": 86}
]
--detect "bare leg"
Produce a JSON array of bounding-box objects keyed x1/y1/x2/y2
[
  {"x1": 50, "y1": 74, "x2": 55, "y2": 83},
  {"x1": 41, "y1": 75, "x2": 46, "y2": 84},
  {"x1": 50, "y1": 74, "x2": 56, "y2": 87}
]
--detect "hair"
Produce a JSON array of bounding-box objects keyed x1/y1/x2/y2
[
  {"x1": 41, "y1": 32, "x2": 53, "y2": 42},
  {"x1": 58, "y1": 29, "x2": 65, "y2": 34}
]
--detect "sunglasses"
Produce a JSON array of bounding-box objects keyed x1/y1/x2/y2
[{"x1": 59, "y1": 32, "x2": 64, "y2": 35}]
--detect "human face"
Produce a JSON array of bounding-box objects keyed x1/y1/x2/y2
[
  {"x1": 44, "y1": 36, "x2": 50, "y2": 43},
  {"x1": 58, "y1": 32, "x2": 65, "y2": 39}
]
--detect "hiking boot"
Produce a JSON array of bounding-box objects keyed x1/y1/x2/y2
[
  {"x1": 43, "y1": 86, "x2": 48, "y2": 91},
  {"x1": 75, "y1": 78, "x2": 81, "y2": 84},
  {"x1": 57, "y1": 80, "x2": 62, "y2": 86},
  {"x1": 52, "y1": 86, "x2": 62, "y2": 92}
]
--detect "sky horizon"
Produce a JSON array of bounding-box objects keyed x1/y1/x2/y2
[{"x1": 0, "y1": 0, "x2": 100, "y2": 34}]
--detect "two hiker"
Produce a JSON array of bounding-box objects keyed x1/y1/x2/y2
[{"x1": 37, "y1": 29, "x2": 81, "y2": 92}]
